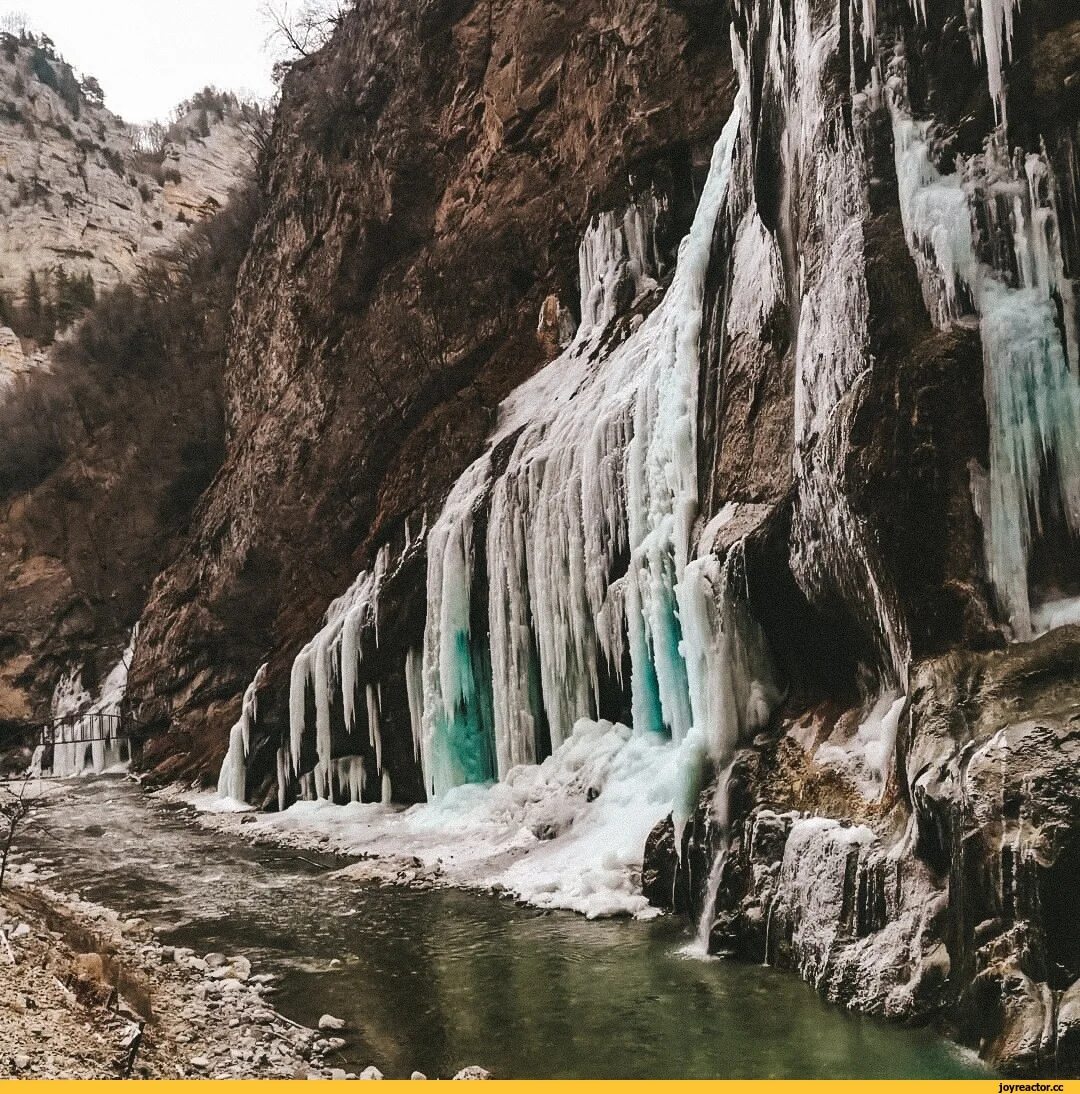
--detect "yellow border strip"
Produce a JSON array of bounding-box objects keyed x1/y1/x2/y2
[{"x1": 0, "y1": 1082, "x2": 1065, "y2": 1091}]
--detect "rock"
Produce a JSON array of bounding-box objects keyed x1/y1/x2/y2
[
  {"x1": 204, "y1": 953, "x2": 228, "y2": 968},
  {"x1": 0, "y1": 48, "x2": 253, "y2": 308},
  {"x1": 190, "y1": 1057, "x2": 210, "y2": 1071},
  {"x1": 453, "y1": 1067, "x2": 492, "y2": 1080},
  {"x1": 73, "y1": 952, "x2": 106, "y2": 984},
  {"x1": 125, "y1": 0, "x2": 738, "y2": 808},
  {"x1": 359, "y1": 1065, "x2": 384, "y2": 1080},
  {"x1": 1057, "y1": 979, "x2": 1080, "y2": 1073},
  {"x1": 410, "y1": 1072, "x2": 427, "y2": 1080},
  {"x1": 318, "y1": 1014, "x2": 346, "y2": 1031},
  {"x1": 228, "y1": 956, "x2": 252, "y2": 980},
  {"x1": 12, "y1": 1054, "x2": 30, "y2": 1071},
  {"x1": 11, "y1": 923, "x2": 30, "y2": 939}
]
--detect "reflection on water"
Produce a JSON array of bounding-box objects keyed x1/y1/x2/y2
[{"x1": 18, "y1": 779, "x2": 987, "y2": 1079}]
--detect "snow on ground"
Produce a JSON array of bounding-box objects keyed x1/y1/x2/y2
[{"x1": 191, "y1": 718, "x2": 688, "y2": 919}]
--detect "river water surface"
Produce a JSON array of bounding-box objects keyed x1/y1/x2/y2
[{"x1": 18, "y1": 778, "x2": 987, "y2": 1079}]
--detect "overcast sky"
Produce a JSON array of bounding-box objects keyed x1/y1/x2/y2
[{"x1": 10, "y1": 1, "x2": 277, "y2": 122}]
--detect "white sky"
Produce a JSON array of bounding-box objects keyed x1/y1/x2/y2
[{"x1": 12, "y1": 1, "x2": 278, "y2": 123}]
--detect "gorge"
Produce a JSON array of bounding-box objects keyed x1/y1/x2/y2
[{"x1": 2, "y1": 0, "x2": 1080, "y2": 1078}]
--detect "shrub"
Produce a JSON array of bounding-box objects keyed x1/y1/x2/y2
[
  {"x1": 101, "y1": 146, "x2": 125, "y2": 176},
  {"x1": 0, "y1": 181, "x2": 260, "y2": 500}
]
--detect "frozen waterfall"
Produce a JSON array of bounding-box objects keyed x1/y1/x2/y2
[
  {"x1": 48, "y1": 632, "x2": 138, "y2": 778},
  {"x1": 884, "y1": 32, "x2": 1080, "y2": 640}
]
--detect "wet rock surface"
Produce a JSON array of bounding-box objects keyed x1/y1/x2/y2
[{"x1": 645, "y1": 628, "x2": 1080, "y2": 1076}]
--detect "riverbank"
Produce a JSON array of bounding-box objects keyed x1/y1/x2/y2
[
  {"x1": 0, "y1": 869, "x2": 360, "y2": 1078},
  {"x1": 11, "y1": 777, "x2": 985, "y2": 1079}
]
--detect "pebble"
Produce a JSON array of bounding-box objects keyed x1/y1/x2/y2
[
  {"x1": 453, "y1": 1066, "x2": 492, "y2": 1080},
  {"x1": 411, "y1": 1071, "x2": 427, "y2": 1080},
  {"x1": 12, "y1": 1054, "x2": 30, "y2": 1070},
  {"x1": 228, "y1": 956, "x2": 252, "y2": 981},
  {"x1": 318, "y1": 1014, "x2": 346, "y2": 1031},
  {"x1": 359, "y1": 1065, "x2": 384, "y2": 1080}
]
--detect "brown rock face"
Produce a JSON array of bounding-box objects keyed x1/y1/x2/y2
[{"x1": 127, "y1": 0, "x2": 737, "y2": 781}]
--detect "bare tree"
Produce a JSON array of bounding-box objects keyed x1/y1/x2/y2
[
  {"x1": 0, "y1": 10, "x2": 31, "y2": 37},
  {"x1": 260, "y1": 0, "x2": 346, "y2": 62},
  {"x1": 0, "y1": 771, "x2": 36, "y2": 892}
]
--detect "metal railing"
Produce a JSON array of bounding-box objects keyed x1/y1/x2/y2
[
  {"x1": 41, "y1": 710, "x2": 126, "y2": 746},
  {"x1": 36, "y1": 710, "x2": 139, "y2": 776}
]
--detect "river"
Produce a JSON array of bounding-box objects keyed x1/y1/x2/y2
[{"x1": 17, "y1": 778, "x2": 987, "y2": 1079}]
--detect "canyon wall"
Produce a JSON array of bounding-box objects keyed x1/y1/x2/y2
[
  {"x1": 126, "y1": 0, "x2": 738, "y2": 784},
  {"x1": 0, "y1": 0, "x2": 1078, "y2": 1075}
]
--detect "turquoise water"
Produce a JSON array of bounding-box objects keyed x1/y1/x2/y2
[{"x1": 20, "y1": 779, "x2": 989, "y2": 1079}]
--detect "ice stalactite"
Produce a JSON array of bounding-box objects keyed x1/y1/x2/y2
[
  {"x1": 577, "y1": 194, "x2": 665, "y2": 334},
  {"x1": 422, "y1": 104, "x2": 744, "y2": 800},
  {"x1": 422, "y1": 489, "x2": 498, "y2": 798},
  {"x1": 283, "y1": 547, "x2": 393, "y2": 803},
  {"x1": 675, "y1": 540, "x2": 784, "y2": 835},
  {"x1": 965, "y1": 0, "x2": 1021, "y2": 125},
  {"x1": 217, "y1": 663, "x2": 268, "y2": 805},
  {"x1": 885, "y1": 49, "x2": 1080, "y2": 640},
  {"x1": 49, "y1": 631, "x2": 138, "y2": 778}
]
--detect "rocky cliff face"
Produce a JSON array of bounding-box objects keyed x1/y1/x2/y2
[
  {"x1": 127, "y1": 0, "x2": 737, "y2": 783},
  {"x1": 0, "y1": 32, "x2": 254, "y2": 308},
  {"x1": 0, "y1": 32, "x2": 257, "y2": 734},
  {"x1": 5, "y1": 0, "x2": 1080, "y2": 1077}
]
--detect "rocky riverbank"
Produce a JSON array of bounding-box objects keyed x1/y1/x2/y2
[{"x1": 0, "y1": 869, "x2": 488, "y2": 1079}]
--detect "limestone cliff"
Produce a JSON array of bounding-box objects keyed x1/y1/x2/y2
[
  {"x1": 126, "y1": 0, "x2": 737, "y2": 782},
  {"x1": 0, "y1": 31, "x2": 254, "y2": 308}
]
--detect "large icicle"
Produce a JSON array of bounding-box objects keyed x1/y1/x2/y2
[
  {"x1": 281, "y1": 547, "x2": 392, "y2": 803},
  {"x1": 217, "y1": 663, "x2": 268, "y2": 805},
  {"x1": 885, "y1": 48, "x2": 1080, "y2": 639},
  {"x1": 422, "y1": 103, "x2": 744, "y2": 797},
  {"x1": 49, "y1": 631, "x2": 138, "y2": 778}
]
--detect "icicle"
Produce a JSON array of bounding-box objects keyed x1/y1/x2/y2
[
  {"x1": 971, "y1": 0, "x2": 1021, "y2": 125},
  {"x1": 217, "y1": 664, "x2": 268, "y2": 804},
  {"x1": 283, "y1": 547, "x2": 390, "y2": 800},
  {"x1": 366, "y1": 683, "x2": 383, "y2": 776},
  {"x1": 421, "y1": 104, "x2": 743, "y2": 798},
  {"x1": 405, "y1": 646, "x2": 424, "y2": 764},
  {"x1": 886, "y1": 47, "x2": 1080, "y2": 639}
]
